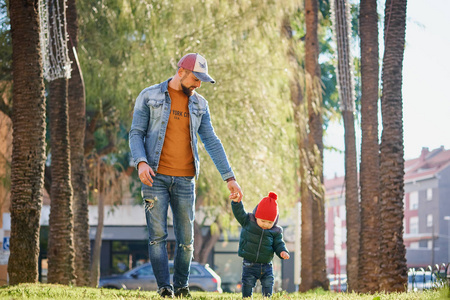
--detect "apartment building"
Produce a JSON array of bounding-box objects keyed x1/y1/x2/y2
[{"x1": 324, "y1": 146, "x2": 450, "y2": 274}]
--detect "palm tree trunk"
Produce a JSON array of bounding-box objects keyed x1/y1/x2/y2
[
  {"x1": 46, "y1": 0, "x2": 75, "y2": 285},
  {"x1": 342, "y1": 109, "x2": 359, "y2": 291},
  {"x1": 358, "y1": 0, "x2": 381, "y2": 293},
  {"x1": 331, "y1": 0, "x2": 360, "y2": 291},
  {"x1": 67, "y1": 0, "x2": 90, "y2": 286},
  {"x1": 379, "y1": 0, "x2": 408, "y2": 292},
  {"x1": 281, "y1": 14, "x2": 312, "y2": 292},
  {"x1": 300, "y1": 181, "x2": 314, "y2": 292},
  {"x1": 8, "y1": 0, "x2": 46, "y2": 284},
  {"x1": 305, "y1": 0, "x2": 328, "y2": 290},
  {"x1": 47, "y1": 77, "x2": 76, "y2": 285},
  {"x1": 90, "y1": 191, "x2": 105, "y2": 287}
]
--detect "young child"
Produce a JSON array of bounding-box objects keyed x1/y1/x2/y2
[{"x1": 230, "y1": 191, "x2": 290, "y2": 298}]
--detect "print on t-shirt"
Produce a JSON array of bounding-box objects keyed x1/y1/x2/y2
[
  {"x1": 158, "y1": 86, "x2": 195, "y2": 177},
  {"x1": 172, "y1": 110, "x2": 190, "y2": 120}
]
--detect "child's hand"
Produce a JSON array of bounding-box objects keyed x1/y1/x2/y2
[
  {"x1": 229, "y1": 192, "x2": 241, "y2": 202},
  {"x1": 280, "y1": 251, "x2": 290, "y2": 260}
]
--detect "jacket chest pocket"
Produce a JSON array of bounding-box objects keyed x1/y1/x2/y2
[
  {"x1": 191, "y1": 107, "x2": 206, "y2": 117},
  {"x1": 190, "y1": 107, "x2": 206, "y2": 129},
  {"x1": 147, "y1": 99, "x2": 165, "y2": 120}
]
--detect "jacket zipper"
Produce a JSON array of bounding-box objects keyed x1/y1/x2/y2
[{"x1": 255, "y1": 229, "x2": 264, "y2": 262}]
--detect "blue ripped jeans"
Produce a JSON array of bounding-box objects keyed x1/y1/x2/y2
[
  {"x1": 142, "y1": 173, "x2": 195, "y2": 291},
  {"x1": 241, "y1": 259, "x2": 274, "y2": 298}
]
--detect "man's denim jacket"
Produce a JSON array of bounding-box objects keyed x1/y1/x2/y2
[{"x1": 129, "y1": 79, "x2": 235, "y2": 181}]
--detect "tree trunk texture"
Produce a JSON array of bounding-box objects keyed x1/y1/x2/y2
[
  {"x1": 379, "y1": 0, "x2": 408, "y2": 292},
  {"x1": 331, "y1": 0, "x2": 360, "y2": 291},
  {"x1": 47, "y1": 77, "x2": 76, "y2": 285},
  {"x1": 343, "y1": 110, "x2": 359, "y2": 291},
  {"x1": 194, "y1": 222, "x2": 221, "y2": 265},
  {"x1": 358, "y1": 0, "x2": 381, "y2": 293},
  {"x1": 90, "y1": 192, "x2": 105, "y2": 287},
  {"x1": 305, "y1": 0, "x2": 328, "y2": 291},
  {"x1": 67, "y1": 0, "x2": 90, "y2": 286},
  {"x1": 281, "y1": 15, "x2": 311, "y2": 292},
  {"x1": 8, "y1": 0, "x2": 46, "y2": 284}
]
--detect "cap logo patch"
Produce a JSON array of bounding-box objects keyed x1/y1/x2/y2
[{"x1": 177, "y1": 53, "x2": 215, "y2": 83}]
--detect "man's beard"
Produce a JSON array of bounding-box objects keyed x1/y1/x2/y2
[{"x1": 181, "y1": 82, "x2": 194, "y2": 96}]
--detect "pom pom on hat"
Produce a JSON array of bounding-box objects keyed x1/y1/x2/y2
[{"x1": 255, "y1": 192, "x2": 278, "y2": 222}]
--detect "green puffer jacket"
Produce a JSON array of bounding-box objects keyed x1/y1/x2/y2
[{"x1": 231, "y1": 201, "x2": 289, "y2": 264}]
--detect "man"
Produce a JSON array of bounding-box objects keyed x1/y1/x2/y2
[{"x1": 129, "y1": 53, "x2": 243, "y2": 298}]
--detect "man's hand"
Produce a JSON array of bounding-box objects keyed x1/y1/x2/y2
[
  {"x1": 280, "y1": 251, "x2": 290, "y2": 260},
  {"x1": 138, "y1": 162, "x2": 155, "y2": 186},
  {"x1": 227, "y1": 180, "x2": 243, "y2": 202}
]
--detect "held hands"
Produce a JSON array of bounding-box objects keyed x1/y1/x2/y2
[
  {"x1": 138, "y1": 162, "x2": 155, "y2": 186},
  {"x1": 229, "y1": 192, "x2": 241, "y2": 202},
  {"x1": 280, "y1": 251, "x2": 290, "y2": 260},
  {"x1": 227, "y1": 180, "x2": 243, "y2": 202}
]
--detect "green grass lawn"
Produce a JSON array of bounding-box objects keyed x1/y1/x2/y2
[{"x1": 0, "y1": 284, "x2": 448, "y2": 300}]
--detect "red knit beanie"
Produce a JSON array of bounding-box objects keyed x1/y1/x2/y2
[{"x1": 255, "y1": 192, "x2": 278, "y2": 222}]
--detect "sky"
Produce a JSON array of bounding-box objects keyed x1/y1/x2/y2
[{"x1": 323, "y1": 0, "x2": 450, "y2": 179}]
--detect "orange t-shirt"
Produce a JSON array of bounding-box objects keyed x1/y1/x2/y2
[{"x1": 157, "y1": 86, "x2": 195, "y2": 177}]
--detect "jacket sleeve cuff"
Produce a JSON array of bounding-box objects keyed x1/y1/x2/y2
[
  {"x1": 222, "y1": 170, "x2": 235, "y2": 181},
  {"x1": 134, "y1": 158, "x2": 149, "y2": 170}
]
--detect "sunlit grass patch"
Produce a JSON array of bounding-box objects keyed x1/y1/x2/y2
[{"x1": 0, "y1": 284, "x2": 447, "y2": 299}]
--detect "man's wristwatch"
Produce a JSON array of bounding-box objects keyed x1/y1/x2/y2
[{"x1": 226, "y1": 177, "x2": 236, "y2": 182}]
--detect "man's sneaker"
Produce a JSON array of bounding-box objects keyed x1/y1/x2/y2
[
  {"x1": 174, "y1": 287, "x2": 191, "y2": 298},
  {"x1": 158, "y1": 287, "x2": 174, "y2": 298}
]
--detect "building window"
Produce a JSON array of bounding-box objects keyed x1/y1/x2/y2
[
  {"x1": 428, "y1": 240, "x2": 433, "y2": 249},
  {"x1": 410, "y1": 216, "x2": 418, "y2": 234},
  {"x1": 427, "y1": 188, "x2": 433, "y2": 201},
  {"x1": 427, "y1": 214, "x2": 433, "y2": 227},
  {"x1": 410, "y1": 242, "x2": 419, "y2": 249},
  {"x1": 339, "y1": 205, "x2": 346, "y2": 221},
  {"x1": 409, "y1": 191, "x2": 419, "y2": 210}
]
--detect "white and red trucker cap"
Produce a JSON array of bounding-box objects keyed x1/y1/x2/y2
[{"x1": 177, "y1": 53, "x2": 215, "y2": 83}]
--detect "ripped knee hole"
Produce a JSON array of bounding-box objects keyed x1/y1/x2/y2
[
  {"x1": 178, "y1": 243, "x2": 194, "y2": 251},
  {"x1": 144, "y1": 196, "x2": 158, "y2": 210}
]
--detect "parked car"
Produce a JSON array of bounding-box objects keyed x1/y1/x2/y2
[
  {"x1": 221, "y1": 281, "x2": 242, "y2": 293},
  {"x1": 407, "y1": 270, "x2": 445, "y2": 292},
  {"x1": 329, "y1": 278, "x2": 347, "y2": 292},
  {"x1": 99, "y1": 260, "x2": 222, "y2": 292}
]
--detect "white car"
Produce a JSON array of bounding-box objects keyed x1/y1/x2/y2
[{"x1": 99, "y1": 261, "x2": 222, "y2": 292}]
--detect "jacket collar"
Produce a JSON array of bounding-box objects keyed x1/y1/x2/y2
[{"x1": 161, "y1": 78, "x2": 199, "y2": 104}]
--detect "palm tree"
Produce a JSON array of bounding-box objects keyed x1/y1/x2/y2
[
  {"x1": 358, "y1": 0, "x2": 381, "y2": 293},
  {"x1": 67, "y1": 0, "x2": 90, "y2": 286},
  {"x1": 88, "y1": 156, "x2": 124, "y2": 287},
  {"x1": 331, "y1": 0, "x2": 359, "y2": 291},
  {"x1": 304, "y1": 0, "x2": 328, "y2": 290},
  {"x1": 379, "y1": 0, "x2": 408, "y2": 292},
  {"x1": 46, "y1": 0, "x2": 75, "y2": 284},
  {"x1": 281, "y1": 12, "x2": 313, "y2": 292},
  {"x1": 8, "y1": 0, "x2": 46, "y2": 284}
]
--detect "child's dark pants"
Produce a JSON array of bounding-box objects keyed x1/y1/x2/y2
[{"x1": 241, "y1": 259, "x2": 274, "y2": 298}]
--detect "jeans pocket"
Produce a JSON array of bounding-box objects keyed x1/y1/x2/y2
[{"x1": 180, "y1": 176, "x2": 194, "y2": 182}]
